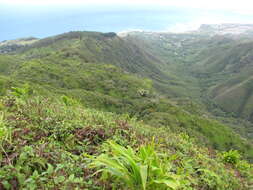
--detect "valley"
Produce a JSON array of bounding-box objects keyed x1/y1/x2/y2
[{"x1": 0, "y1": 24, "x2": 253, "y2": 189}]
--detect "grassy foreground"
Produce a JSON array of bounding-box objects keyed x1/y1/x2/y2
[{"x1": 0, "y1": 92, "x2": 252, "y2": 190}]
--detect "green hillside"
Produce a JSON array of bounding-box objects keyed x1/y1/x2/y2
[
  {"x1": 123, "y1": 32, "x2": 253, "y2": 138},
  {"x1": 193, "y1": 41, "x2": 253, "y2": 121},
  {"x1": 0, "y1": 31, "x2": 252, "y2": 189},
  {"x1": 0, "y1": 51, "x2": 251, "y2": 157},
  {"x1": 0, "y1": 90, "x2": 252, "y2": 189},
  {"x1": 19, "y1": 32, "x2": 169, "y2": 84},
  {"x1": 0, "y1": 31, "x2": 252, "y2": 153}
]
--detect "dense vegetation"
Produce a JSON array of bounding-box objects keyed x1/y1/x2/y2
[
  {"x1": 0, "y1": 90, "x2": 252, "y2": 189},
  {"x1": 0, "y1": 30, "x2": 252, "y2": 189},
  {"x1": 0, "y1": 52, "x2": 251, "y2": 159},
  {"x1": 124, "y1": 32, "x2": 253, "y2": 138}
]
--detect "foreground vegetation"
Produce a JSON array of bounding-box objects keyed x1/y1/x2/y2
[{"x1": 0, "y1": 91, "x2": 252, "y2": 189}]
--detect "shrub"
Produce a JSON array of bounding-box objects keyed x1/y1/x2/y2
[
  {"x1": 11, "y1": 83, "x2": 33, "y2": 99},
  {"x1": 61, "y1": 95, "x2": 78, "y2": 106},
  {"x1": 90, "y1": 141, "x2": 179, "y2": 190},
  {"x1": 0, "y1": 112, "x2": 12, "y2": 145},
  {"x1": 221, "y1": 150, "x2": 241, "y2": 165}
]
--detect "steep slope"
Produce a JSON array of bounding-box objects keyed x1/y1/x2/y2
[
  {"x1": 131, "y1": 31, "x2": 253, "y2": 123},
  {"x1": 122, "y1": 31, "x2": 253, "y2": 138},
  {"x1": 17, "y1": 31, "x2": 169, "y2": 86},
  {"x1": 191, "y1": 40, "x2": 253, "y2": 121},
  {"x1": 0, "y1": 53, "x2": 153, "y2": 113},
  {"x1": 121, "y1": 32, "x2": 206, "y2": 98},
  {"x1": 0, "y1": 38, "x2": 252, "y2": 160},
  {"x1": 0, "y1": 94, "x2": 251, "y2": 189}
]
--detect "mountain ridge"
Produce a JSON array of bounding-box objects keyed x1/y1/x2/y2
[{"x1": 0, "y1": 28, "x2": 252, "y2": 189}]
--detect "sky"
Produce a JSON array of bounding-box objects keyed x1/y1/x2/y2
[{"x1": 1, "y1": 0, "x2": 253, "y2": 41}]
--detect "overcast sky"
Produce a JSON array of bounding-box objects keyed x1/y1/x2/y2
[{"x1": 1, "y1": 0, "x2": 253, "y2": 41}]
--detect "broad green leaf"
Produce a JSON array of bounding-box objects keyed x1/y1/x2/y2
[
  {"x1": 140, "y1": 165, "x2": 148, "y2": 190},
  {"x1": 153, "y1": 178, "x2": 179, "y2": 189}
]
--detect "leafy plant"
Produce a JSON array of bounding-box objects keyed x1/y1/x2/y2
[
  {"x1": 11, "y1": 83, "x2": 33, "y2": 99},
  {"x1": 90, "y1": 141, "x2": 179, "y2": 190},
  {"x1": 198, "y1": 168, "x2": 223, "y2": 189},
  {"x1": 61, "y1": 95, "x2": 78, "y2": 106},
  {"x1": 0, "y1": 112, "x2": 12, "y2": 164},
  {"x1": 220, "y1": 150, "x2": 241, "y2": 165}
]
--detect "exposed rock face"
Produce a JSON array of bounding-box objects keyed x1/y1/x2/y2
[{"x1": 0, "y1": 37, "x2": 38, "y2": 54}]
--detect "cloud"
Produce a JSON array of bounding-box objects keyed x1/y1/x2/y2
[
  {"x1": 2, "y1": 0, "x2": 253, "y2": 33},
  {"x1": 0, "y1": 0, "x2": 253, "y2": 13},
  {"x1": 1, "y1": 0, "x2": 253, "y2": 17},
  {"x1": 166, "y1": 13, "x2": 253, "y2": 33}
]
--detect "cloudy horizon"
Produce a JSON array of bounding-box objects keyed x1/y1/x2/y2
[{"x1": 1, "y1": 0, "x2": 253, "y2": 41}]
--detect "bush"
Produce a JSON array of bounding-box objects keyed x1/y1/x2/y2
[
  {"x1": 221, "y1": 150, "x2": 241, "y2": 165},
  {"x1": 11, "y1": 83, "x2": 33, "y2": 99},
  {"x1": 61, "y1": 95, "x2": 78, "y2": 106}
]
